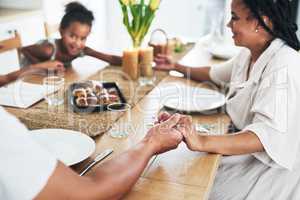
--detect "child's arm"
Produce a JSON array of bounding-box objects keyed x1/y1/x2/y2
[
  {"x1": 0, "y1": 61, "x2": 64, "y2": 87},
  {"x1": 20, "y1": 42, "x2": 55, "y2": 64},
  {"x1": 84, "y1": 47, "x2": 122, "y2": 66},
  {"x1": 0, "y1": 67, "x2": 32, "y2": 87}
]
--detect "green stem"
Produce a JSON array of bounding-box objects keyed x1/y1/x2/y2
[{"x1": 132, "y1": 37, "x2": 142, "y2": 48}]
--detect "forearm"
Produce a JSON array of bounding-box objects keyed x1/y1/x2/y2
[
  {"x1": 87, "y1": 141, "x2": 155, "y2": 200},
  {"x1": 0, "y1": 67, "x2": 29, "y2": 87},
  {"x1": 87, "y1": 50, "x2": 110, "y2": 62},
  {"x1": 84, "y1": 47, "x2": 120, "y2": 65},
  {"x1": 199, "y1": 131, "x2": 264, "y2": 155},
  {"x1": 174, "y1": 63, "x2": 212, "y2": 82},
  {"x1": 34, "y1": 141, "x2": 155, "y2": 200}
]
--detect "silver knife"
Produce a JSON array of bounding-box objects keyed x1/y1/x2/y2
[{"x1": 79, "y1": 149, "x2": 113, "y2": 176}]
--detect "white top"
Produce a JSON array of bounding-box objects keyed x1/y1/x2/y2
[
  {"x1": 210, "y1": 39, "x2": 300, "y2": 170},
  {"x1": 0, "y1": 107, "x2": 57, "y2": 200}
]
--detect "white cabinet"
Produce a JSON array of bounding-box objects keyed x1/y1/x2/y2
[
  {"x1": 0, "y1": 9, "x2": 46, "y2": 73},
  {"x1": 0, "y1": 11, "x2": 46, "y2": 46}
]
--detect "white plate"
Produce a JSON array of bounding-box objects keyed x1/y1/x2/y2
[
  {"x1": 162, "y1": 86, "x2": 225, "y2": 113},
  {"x1": 208, "y1": 43, "x2": 240, "y2": 60},
  {"x1": 30, "y1": 129, "x2": 95, "y2": 166},
  {"x1": 169, "y1": 70, "x2": 184, "y2": 77}
]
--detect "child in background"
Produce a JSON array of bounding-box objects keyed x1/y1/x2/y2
[{"x1": 21, "y1": 2, "x2": 122, "y2": 68}]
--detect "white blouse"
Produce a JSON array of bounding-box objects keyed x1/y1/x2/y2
[{"x1": 209, "y1": 39, "x2": 300, "y2": 170}]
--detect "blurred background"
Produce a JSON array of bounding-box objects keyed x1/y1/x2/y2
[{"x1": 0, "y1": 0, "x2": 299, "y2": 63}]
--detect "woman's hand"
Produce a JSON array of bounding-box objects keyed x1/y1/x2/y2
[
  {"x1": 30, "y1": 60, "x2": 65, "y2": 72},
  {"x1": 154, "y1": 54, "x2": 176, "y2": 71},
  {"x1": 156, "y1": 112, "x2": 205, "y2": 152},
  {"x1": 176, "y1": 115, "x2": 205, "y2": 152}
]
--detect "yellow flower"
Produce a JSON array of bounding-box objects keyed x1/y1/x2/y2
[
  {"x1": 149, "y1": 0, "x2": 160, "y2": 11},
  {"x1": 130, "y1": 0, "x2": 137, "y2": 4},
  {"x1": 120, "y1": 0, "x2": 129, "y2": 5},
  {"x1": 120, "y1": 0, "x2": 136, "y2": 5}
]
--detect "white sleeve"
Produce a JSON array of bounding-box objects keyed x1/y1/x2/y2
[
  {"x1": 0, "y1": 107, "x2": 57, "y2": 200},
  {"x1": 209, "y1": 57, "x2": 235, "y2": 86},
  {"x1": 243, "y1": 67, "x2": 300, "y2": 170}
]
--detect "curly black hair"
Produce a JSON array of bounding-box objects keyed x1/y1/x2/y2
[
  {"x1": 60, "y1": 2, "x2": 94, "y2": 30},
  {"x1": 242, "y1": 0, "x2": 300, "y2": 51}
]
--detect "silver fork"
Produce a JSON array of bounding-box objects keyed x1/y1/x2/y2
[{"x1": 79, "y1": 149, "x2": 113, "y2": 176}]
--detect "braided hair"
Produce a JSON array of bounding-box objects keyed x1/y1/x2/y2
[
  {"x1": 243, "y1": 0, "x2": 300, "y2": 51},
  {"x1": 60, "y1": 2, "x2": 94, "y2": 30}
]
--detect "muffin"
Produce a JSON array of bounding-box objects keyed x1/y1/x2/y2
[
  {"x1": 76, "y1": 97, "x2": 88, "y2": 107},
  {"x1": 73, "y1": 88, "x2": 87, "y2": 98},
  {"x1": 87, "y1": 96, "x2": 98, "y2": 106}
]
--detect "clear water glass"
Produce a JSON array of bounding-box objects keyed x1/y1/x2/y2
[
  {"x1": 43, "y1": 76, "x2": 64, "y2": 106},
  {"x1": 139, "y1": 63, "x2": 156, "y2": 86},
  {"x1": 108, "y1": 103, "x2": 131, "y2": 138}
]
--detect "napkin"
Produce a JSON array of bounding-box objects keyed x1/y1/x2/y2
[{"x1": 0, "y1": 81, "x2": 46, "y2": 108}]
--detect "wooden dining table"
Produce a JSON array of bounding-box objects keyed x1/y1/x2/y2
[{"x1": 5, "y1": 41, "x2": 230, "y2": 200}]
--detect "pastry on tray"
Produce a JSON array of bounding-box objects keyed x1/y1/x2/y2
[{"x1": 71, "y1": 81, "x2": 122, "y2": 108}]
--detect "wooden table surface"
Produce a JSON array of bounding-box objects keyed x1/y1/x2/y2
[
  {"x1": 83, "y1": 76, "x2": 230, "y2": 200},
  {"x1": 6, "y1": 42, "x2": 230, "y2": 199},
  {"x1": 4, "y1": 46, "x2": 192, "y2": 137}
]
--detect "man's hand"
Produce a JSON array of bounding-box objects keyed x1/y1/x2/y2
[
  {"x1": 143, "y1": 113, "x2": 183, "y2": 155},
  {"x1": 156, "y1": 112, "x2": 172, "y2": 124},
  {"x1": 157, "y1": 112, "x2": 204, "y2": 152},
  {"x1": 30, "y1": 60, "x2": 65, "y2": 72}
]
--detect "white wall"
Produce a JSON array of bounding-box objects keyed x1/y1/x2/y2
[
  {"x1": 42, "y1": 0, "x2": 107, "y2": 50},
  {"x1": 0, "y1": 0, "x2": 42, "y2": 9},
  {"x1": 41, "y1": 0, "x2": 233, "y2": 52},
  {"x1": 105, "y1": 0, "x2": 231, "y2": 51}
]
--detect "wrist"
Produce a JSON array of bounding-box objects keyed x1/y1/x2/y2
[
  {"x1": 196, "y1": 135, "x2": 207, "y2": 152},
  {"x1": 21, "y1": 65, "x2": 32, "y2": 73},
  {"x1": 174, "y1": 63, "x2": 179, "y2": 71},
  {"x1": 139, "y1": 138, "x2": 157, "y2": 157},
  {"x1": 27, "y1": 64, "x2": 36, "y2": 70}
]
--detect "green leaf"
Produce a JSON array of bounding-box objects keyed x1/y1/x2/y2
[
  {"x1": 136, "y1": 0, "x2": 144, "y2": 32},
  {"x1": 119, "y1": 1, "x2": 159, "y2": 47},
  {"x1": 120, "y1": 4, "x2": 134, "y2": 37},
  {"x1": 141, "y1": 13, "x2": 155, "y2": 39},
  {"x1": 119, "y1": 0, "x2": 125, "y2": 6}
]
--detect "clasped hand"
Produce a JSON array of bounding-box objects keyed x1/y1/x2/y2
[{"x1": 144, "y1": 112, "x2": 204, "y2": 155}]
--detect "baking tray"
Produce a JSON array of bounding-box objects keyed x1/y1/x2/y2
[{"x1": 68, "y1": 82, "x2": 127, "y2": 113}]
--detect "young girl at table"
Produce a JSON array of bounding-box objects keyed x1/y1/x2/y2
[{"x1": 20, "y1": 2, "x2": 122, "y2": 68}]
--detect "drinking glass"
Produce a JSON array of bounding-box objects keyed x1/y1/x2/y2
[
  {"x1": 43, "y1": 76, "x2": 64, "y2": 106},
  {"x1": 139, "y1": 62, "x2": 156, "y2": 86},
  {"x1": 108, "y1": 103, "x2": 132, "y2": 138}
]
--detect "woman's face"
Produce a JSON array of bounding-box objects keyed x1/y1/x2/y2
[
  {"x1": 227, "y1": 0, "x2": 260, "y2": 48},
  {"x1": 60, "y1": 22, "x2": 91, "y2": 56}
]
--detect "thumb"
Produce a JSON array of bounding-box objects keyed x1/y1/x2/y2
[
  {"x1": 176, "y1": 126, "x2": 187, "y2": 138},
  {"x1": 161, "y1": 113, "x2": 181, "y2": 129},
  {"x1": 158, "y1": 112, "x2": 171, "y2": 123}
]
